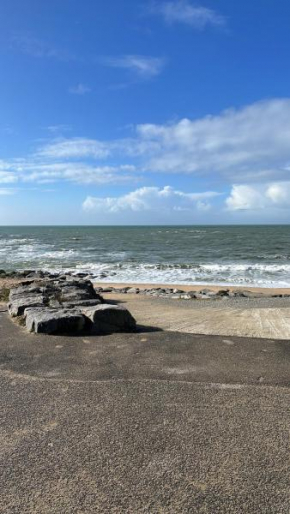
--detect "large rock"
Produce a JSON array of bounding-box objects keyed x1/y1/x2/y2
[
  {"x1": 24, "y1": 307, "x2": 86, "y2": 334},
  {"x1": 82, "y1": 304, "x2": 136, "y2": 334},
  {"x1": 8, "y1": 294, "x2": 47, "y2": 317},
  {"x1": 55, "y1": 281, "x2": 102, "y2": 303},
  {"x1": 9, "y1": 285, "x2": 46, "y2": 301},
  {"x1": 61, "y1": 299, "x2": 102, "y2": 308},
  {"x1": 7, "y1": 275, "x2": 136, "y2": 336}
]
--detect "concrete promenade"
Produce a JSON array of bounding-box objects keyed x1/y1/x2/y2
[
  {"x1": 1, "y1": 305, "x2": 290, "y2": 513},
  {"x1": 105, "y1": 292, "x2": 290, "y2": 340}
]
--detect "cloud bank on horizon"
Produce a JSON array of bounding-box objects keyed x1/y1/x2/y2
[{"x1": 0, "y1": 0, "x2": 290, "y2": 224}]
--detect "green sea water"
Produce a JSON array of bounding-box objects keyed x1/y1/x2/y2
[{"x1": 0, "y1": 225, "x2": 290, "y2": 287}]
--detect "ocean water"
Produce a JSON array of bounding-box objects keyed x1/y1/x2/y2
[{"x1": 0, "y1": 225, "x2": 290, "y2": 287}]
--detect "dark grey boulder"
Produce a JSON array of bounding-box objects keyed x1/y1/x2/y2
[
  {"x1": 7, "y1": 275, "x2": 137, "y2": 336},
  {"x1": 61, "y1": 299, "x2": 102, "y2": 308},
  {"x1": 8, "y1": 294, "x2": 47, "y2": 317},
  {"x1": 24, "y1": 307, "x2": 85, "y2": 334},
  {"x1": 9, "y1": 285, "x2": 45, "y2": 301},
  {"x1": 82, "y1": 304, "x2": 136, "y2": 334}
]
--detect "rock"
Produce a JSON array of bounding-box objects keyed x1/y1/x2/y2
[
  {"x1": 26, "y1": 270, "x2": 46, "y2": 279},
  {"x1": 8, "y1": 294, "x2": 47, "y2": 317},
  {"x1": 173, "y1": 288, "x2": 185, "y2": 294},
  {"x1": 194, "y1": 293, "x2": 215, "y2": 300},
  {"x1": 6, "y1": 275, "x2": 136, "y2": 336},
  {"x1": 61, "y1": 299, "x2": 102, "y2": 308},
  {"x1": 49, "y1": 300, "x2": 62, "y2": 308},
  {"x1": 24, "y1": 307, "x2": 85, "y2": 334},
  {"x1": 82, "y1": 304, "x2": 136, "y2": 334},
  {"x1": 199, "y1": 289, "x2": 217, "y2": 296},
  {"x1": 216, "y1": 289, "x2": 230, "y2": 297},
  {"x1": 187, "y1": 291, "x2": 198, "y2": 298},
  {"x1": 9, "y1": 285, "x2": 44, "y2": 300},
  {"x1": 126, "y1": 288, "x2": 140, "y2": 294}
]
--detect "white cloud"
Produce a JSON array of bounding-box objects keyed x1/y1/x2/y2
[
  {"x1": 103, "y1": 55, "x2": 166, "y2": 79},
  {"x1": 134, "y1": 99, "x2": 290, "y2": 180},
  {"x1": 83, "y1": 185, "x2": 220, "y2": 213},
  {"x1": 46, "y1": 125, "x2": 72, "y2": 134},
  {"x1": 0, "y1": 170, "x2": 18, "y2": 184},
  {"x1": 28, "y1": 98, "x2": 290, "y2": 183},
  {"x1": 150, "y1": 0, "x2": 226, "y2": 29},
  {"x1": 2, "y1": 98, "x2": 290, "y2": 192},
  {"x1": 69, "y1": 84, "x2": 91, "y2": 95},
  {"x1": 0, "y1": 188, "x2": 16, "y2": 195},
  {"x1": 0, "y1": 154, "x2": 137, "y2": 186},
  {"x1": 226, "y1": 182, "x2": 290, "y2": 210},
  {"x1": 37, "y1": 138, "x2": 110, "y2": 159},
  {"x1": 22, "y1": 163, "x2": 137, "y2": 185}
]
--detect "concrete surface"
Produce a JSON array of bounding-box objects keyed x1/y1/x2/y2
[
  {"x1": 107, "y1": 293, "x2": 290, "y2": 340},
  {"x1": 1, "y1": 309, "x2": 290, "y2": 513}
]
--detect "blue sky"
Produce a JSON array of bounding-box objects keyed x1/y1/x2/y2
[{"x1": 1, "y1": 0, "x2": 290, "y2": 224}]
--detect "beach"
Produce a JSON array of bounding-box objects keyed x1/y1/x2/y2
[
  {"x1": 94, "y1": 281, "x2": 290, "y2": 295},
  {"x1": 2, "y1": 273, "x2": 290, "y2": 339}
]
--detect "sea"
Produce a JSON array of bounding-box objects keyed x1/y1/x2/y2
[{"x1": 0, "y1": 225, "x2": 290, "y2": 288}]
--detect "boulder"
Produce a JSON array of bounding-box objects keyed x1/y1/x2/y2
[
  {"x1": 6, "y1": 275, "x2": 136, "y2": 336},
  {"x1": 8, "y1": 294, "x2": 47, "y2": 317},
  {"x1": 126, "y1": 288, "x2": 140, "y2": 294},
  {"x1": 61, "y1": 299, "x2": 102, "y2": 308},
  {"x1": 24, "y1": 307, "x2": 85, "y2": 334},
  {"x1": 9, "y1": 285, "x2": 44, "y2": 300},
  {"x1": 82, "y1": 304, "x2": 136, "y2": 334}
]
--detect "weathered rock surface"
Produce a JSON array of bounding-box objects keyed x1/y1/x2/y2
[
  {"x1": 25, "y1": 308, "x2": 85, "y2": 334},
  {"x1": 7, "y1": 275, "x2": 136, "y2": 335},
  {"x1": 82, "y1": 304, "x2": 136, "y2": 334},
  {"x1": 8, "y1": 294, "x2": 47, "y2": 317}
]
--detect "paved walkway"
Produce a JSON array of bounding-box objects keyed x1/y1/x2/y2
[{"x1": 1, "y1": 311, "x2": 290, "y2": 512}]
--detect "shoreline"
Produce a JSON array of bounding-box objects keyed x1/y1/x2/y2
[
  {"x1": 93, "y1": 281, "x2": 290, "y2": 295},
  {"x1": 1, "y1": 272, "x2": 290, "y2": 297}
]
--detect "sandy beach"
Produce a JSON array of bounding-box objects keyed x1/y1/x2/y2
[{"x1": 93, "y1": 281, "x2": 290, "y2": 296}]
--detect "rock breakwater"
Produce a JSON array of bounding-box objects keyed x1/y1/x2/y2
[{"x1": 7, "y1": 275, "x2": 136, "y2": 335}]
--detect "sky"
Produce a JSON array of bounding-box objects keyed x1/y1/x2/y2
[{"x1": 0, "y1": 0, "x2": 290, "y2": 225}]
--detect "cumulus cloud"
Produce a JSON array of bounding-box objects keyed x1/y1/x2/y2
[
  {"x1": 2, "y1": 98, "x2": 290, "y2": 191},
  {"x1": 226, "y1": 182, "x2": 290, "y2": 210},
  {"x1": 135, "y1": 99, "x2": 290, "y2": 179},
  {"x1": 83, "y1": 185, "x2": 220, "y2": 213},
  {"x1": 32, "y1": 98, "x2": 290, "y2": 183},
  {"x1": 149, "y1": 0, "x2": 226, "y2": 29},
  {"x1": 102, "y1": 55, "x2": 166, "y2": 79}
]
